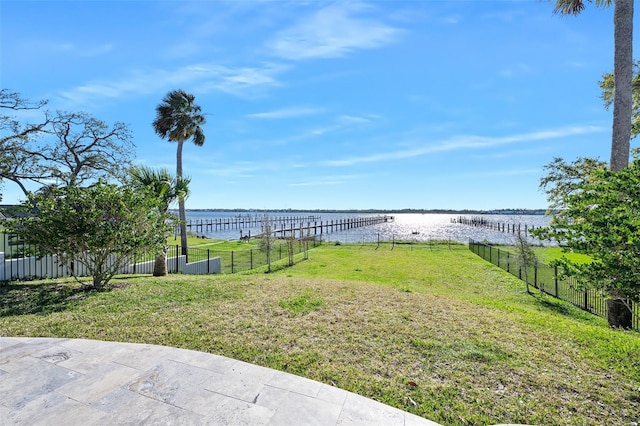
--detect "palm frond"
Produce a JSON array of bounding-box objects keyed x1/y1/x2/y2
[
  {"x1": 553, "y1": 0, "x2": 612, "y2": 15},
  {"x1": 152, "y1": 89, "x2": 207, "y2": 146}
]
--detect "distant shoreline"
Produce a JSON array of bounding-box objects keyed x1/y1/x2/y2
[{"x1": 182, "y1": 208, "x2": 548, "y2": 215}]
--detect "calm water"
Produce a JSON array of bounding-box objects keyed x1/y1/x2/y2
[{"x1": 183, "y1": 211, "x2": 551, "y2": 245}]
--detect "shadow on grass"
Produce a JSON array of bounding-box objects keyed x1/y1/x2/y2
[
  {"x1": 0, "y1": 280, "x2": 106, "y2": 317},
  {"x1": 533, "y1": 294, "x2": 597, "y2": 322}
]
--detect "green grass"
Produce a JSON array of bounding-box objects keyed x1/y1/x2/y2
[
  {"x1": 279, "y1": 288, "x2": 324, "y2": 315},
  {"x1": 493, "y1": 244, "x2": 592, "y2": 265},
  {"x1": 532, "y1": 246, "x2": 593, "y2": 265},
  {"x1": 1, "y1": 243, "x2": 638, "y2": 425}
]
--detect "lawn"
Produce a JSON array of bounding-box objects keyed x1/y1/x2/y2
[
  {"x1": 1, "y1": 243, "x2": 638, "y2": 425},
  {"x1": 532, "y1": 246, "x2": 593, "y2": 265}
]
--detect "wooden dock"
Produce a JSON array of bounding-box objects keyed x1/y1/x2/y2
[
  {"x1": 182, "y1": 215, "x2": 320, "y2": 233},
  {"x1": 451, "y1": 216, "x2": 540, "y2": 235},
  {"x1": 254, "y1": 215, "x2": 393, "y2": 239}
]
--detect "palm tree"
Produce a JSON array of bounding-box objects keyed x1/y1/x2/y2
[
  {"x1": 130, "y1": 166, "x2": 190, "y2": 276},
  {"x1": 554, "y1": 0, "x2": 634, "y2": 171},
  {"x1": 152, "y1": 90, "x2": 206, "y2": 258},
  {"x1": 555, "y1": 0, "x2": 634, "y2": 328},
  {"x1": 599, "y1": 60, "x2": 640, "y2": 139}
]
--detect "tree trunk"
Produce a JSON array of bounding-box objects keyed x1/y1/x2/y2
[
  {"x1": 179, "y1": 197, "x2": 188, "y2": 258},
  {"x1": 606, "y1": 298, "x2": 632, "y2": 329},
  {"x1": 176, "y1": 139, "x2": 188, "y2": 258},
  {"x1": 152, "y1": 249, "x2": 168, "y2": 277},
  {"x1": 610, "y1": 0, "x2": 634, "y2": 172}
]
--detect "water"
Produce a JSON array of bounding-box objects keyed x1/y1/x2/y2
[{"x1": 183, "y1": 211, "x2": 552, "y2": 245}]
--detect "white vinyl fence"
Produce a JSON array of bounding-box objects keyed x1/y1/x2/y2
[{"x1": 0, "y1": 251, "x2": 220, "y2": 281}]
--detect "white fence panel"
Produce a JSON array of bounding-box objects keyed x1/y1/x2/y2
[{"x1": 1, "y1": 252, "x2": 220, "y2": 281}]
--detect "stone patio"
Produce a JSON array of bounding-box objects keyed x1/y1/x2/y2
[{"x1": 0, "y1": 337, "x2": 441, "y2": 425}]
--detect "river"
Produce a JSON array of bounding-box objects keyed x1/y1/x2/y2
[{"x1": 182, "y1": 211, "x2": 552, "y2": 245}]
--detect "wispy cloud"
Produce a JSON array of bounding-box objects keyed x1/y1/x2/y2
[
  {"x1": 247, "y1": 107, "x2": 323, "y2": 119},
  {"x1": 337, "y1": 114, "x2": 378, "y2": 124},
  {"x1": 288, "y1": 179, "x2": 343, "y2": 187},
  {"x1": 471, "y1": 146, "x2": 555, "y2": 160},
  {"x1": 202, "y1": 160, "x2": 289, "y2": 179},
  {"x1": 500, "y1": 63, "x2": 532, "y2": 78},
  {"x1": 442, "y1": 14, "x2": 462, "y2": 25},
  {"x1": 449, "y1": 168, "x2": 541, "y2": 181},
  {"x1": 480, "y1": 10, "x2": 527, "y2": 23},
  {"x1": 288, "y1": 174, "x2": 365, "y2": 187},
  {"x1": 203, "y1": 164, "x2": 260, "y2": 179},
  {"x1": 564, "y1": 61, "x2": 586, "y2": 68},
  {"x1": 59, "y1": 63, "x2": 285, "y2": 106},
  {"x1": 23, "y1": 39, "x2": 114, "y2": 57},
  {"x1": 196, "y1": 64, "x2": 286, "y2": 97},
  {"x1": 269, "y1": 2, "x2": 401, "y2": 60},
  {"x1": 324, "y1": 125, "x2": 605, "y2": 167}
]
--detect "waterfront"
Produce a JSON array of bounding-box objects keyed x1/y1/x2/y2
[{"x1": 183, "y1": 211, "x2": 551, "y2": 245}]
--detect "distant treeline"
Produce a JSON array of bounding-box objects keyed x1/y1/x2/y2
[{"x1": 184, "y1": 208, "x2": 548, "y2": 215}]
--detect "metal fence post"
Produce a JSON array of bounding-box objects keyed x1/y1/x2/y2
[
  {"x1": 584, "y1": 290, "x2": 588, "y2": 311},
  {"x1": 231, "y1": 250, "x2": 234, "y2": 274},
  {"x1": 250, "y1": 249, "x2": 253, "y2": 270},
  {"x1": 554, "y1": 265, "x2": 559, "y2": 297},
  {"x1": 207, "y1": 249, "x2": 210, "y2": 273}
]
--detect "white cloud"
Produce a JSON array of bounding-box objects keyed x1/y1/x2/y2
[
  {"x1": 337, "y1": 114, "x2": 374, "y2": 124},
  {"x1": 58, "y1": 63, "x2": 285, "y2": 106},
  {"x1": 196, "y1": 64, "x2": 286, "y2": 97},
  {"x1": 323, "y1": 125, "x2": 605, "y2": 167},
  {"x1": 442, "y1": 14, "x2": 462, "y2": 25},
  {"x1": 480, "y1": 10, "x2": 527, "y2": 23},
  {"x1": 51, "y1": 42, "x2": 75, "y2": 52},
  {"x1": 471, "y1": 146, "x2": 555, "y2": 160},
  {"x1": 288, "y1": 180, "x2": 343, "y2": 187},
  {"x1": 203, "y1": 160, "x2": 286, "y2": 178},
  {"x1": 247, "y1": 107, "x2": 323, "y2": 119},
  {"x1": 564, "y1": 61, "x2": 586, "y2": 68},
  {"x1": 269, "y1": 2, "x2": 400, "y2": 60},
  {"x1": 288, "y1": 174, "x2": 365, "y2": 187},
  {"x1": 500, "y1": 63, "x2": 532, "y2": 78},
  {"x1": 24, "y1": 39, "x2": 114, "y2": 57},
  {"x1": 453, "y1": 168, "x2": 541, "y2": 180}
]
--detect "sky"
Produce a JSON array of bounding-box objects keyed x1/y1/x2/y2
[{"x1": 2, "y1": 0, "x2": 638, "y2": 210}]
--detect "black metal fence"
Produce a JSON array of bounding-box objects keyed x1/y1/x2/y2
[
  {"x1": 203, "y1": 238, "x2": 319, "y2": 274},
  {"x1": 468, "y1": 239, "x2": 638, "y2": 331},
  {"x1": 1, "y1": 233, "x2": 318, "y2": 282}
]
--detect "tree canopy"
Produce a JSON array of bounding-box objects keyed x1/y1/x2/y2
[
  {"x1": 535, "y1": 156, "x2": 640, "y2": 327},
  {"x1": 0, "y1": 89, "x2": 134, "y2": 202},
  {"x1": 10, "y1": 181, "x2": 171, "y2": 288},
  {"x1": 600, "y1": 60, "x2": 640, "y2": 139},
  {"x1": 129, "y1": 166, "x2": 188, "y2": 276}
]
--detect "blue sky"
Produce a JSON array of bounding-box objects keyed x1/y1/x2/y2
[{"x1": 2, "y1": 0, "x2": 637, "y2": 210}]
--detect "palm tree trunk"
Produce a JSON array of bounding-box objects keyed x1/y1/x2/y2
[
  {"x1": 176, "y1": 139, "x2": 188, "y2": 258},
  {"x1": 152, "y1": 245, "x2": 168, "y2": 276},
  {"x1": 607, "y1": 298, "x2": 633, "y2": 329},
  {"x1": 179, "y1": 198, "x2": 188, "y2": 257},
  {"x1": 608, "y1": 0, "x2": 634, "y2": 328},
  {"x1": 610, "y1": 0, "x2": 634, "y2": 172}
]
